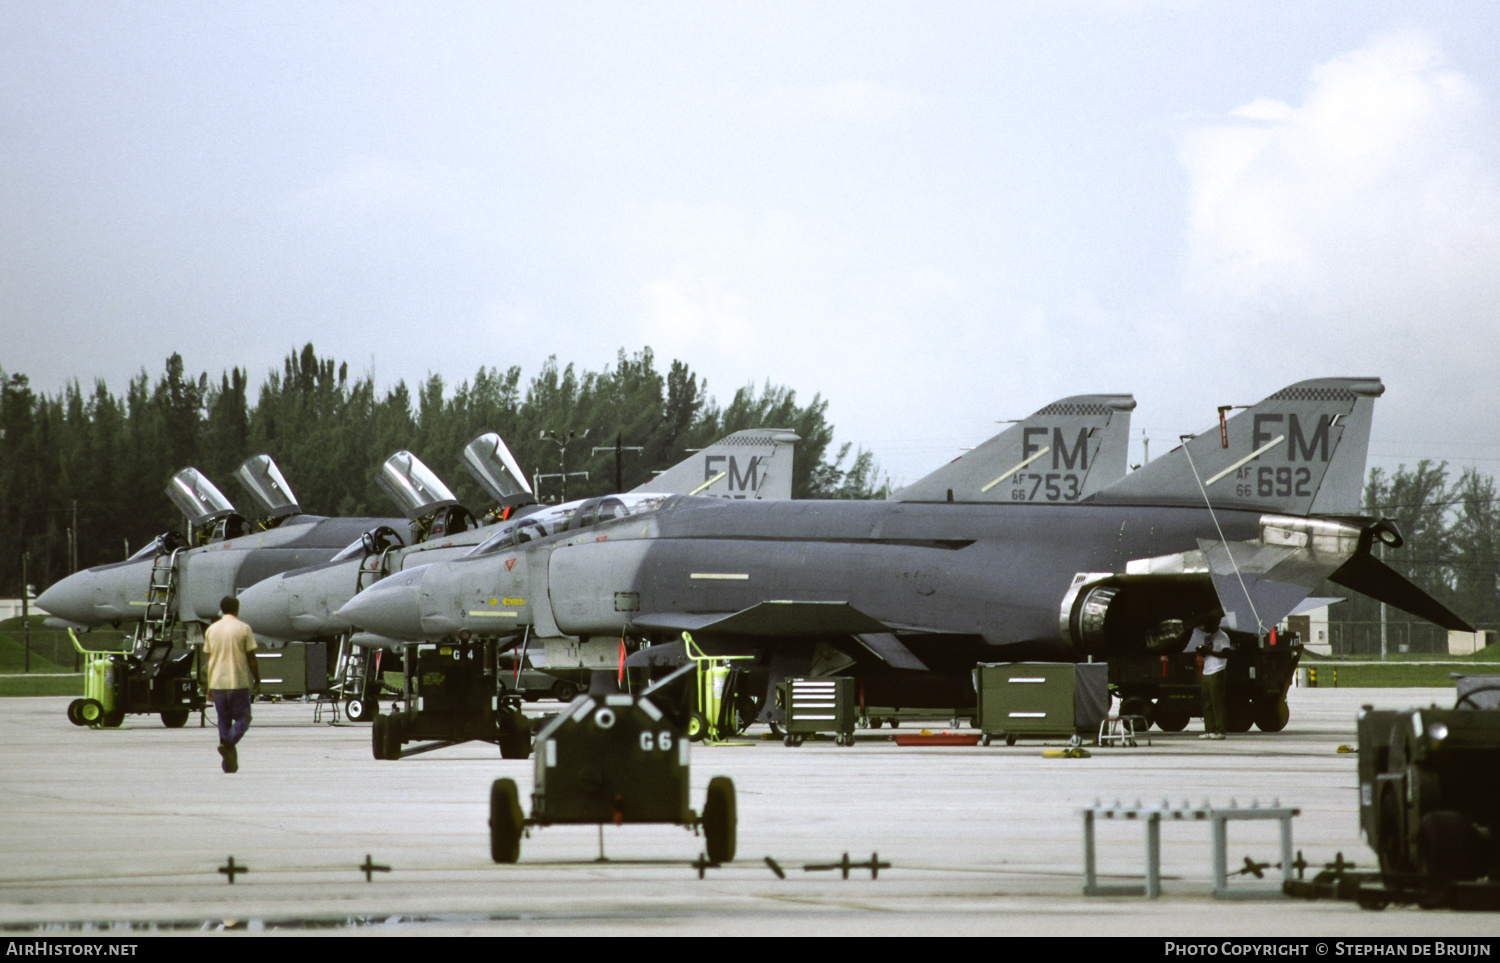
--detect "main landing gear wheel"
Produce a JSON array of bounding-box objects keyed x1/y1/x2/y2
[
  {"x1": 160, "y1": 708, "x2": 190, "y2": 728},
  {"x1": 489, "y1": 778, "x2": 524, "y2": 864},
  {"x1": 345, "y1": 698, "x2": 375, "y2": 723},
  {"x1": 702, "y1": 776, "x2": 737, "y2": 864}
]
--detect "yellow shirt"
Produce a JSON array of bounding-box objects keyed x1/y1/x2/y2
[{"x1": 204, "y1": 614, "x2": 258, "y2": 690}]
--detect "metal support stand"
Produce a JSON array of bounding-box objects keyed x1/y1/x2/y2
[
  {"x1": 1096, "y1": 714, "x2": 1150, "y2": 747},
  {"x1": 1082, "y1": 799, "x2": 1298, "y2": 899}
]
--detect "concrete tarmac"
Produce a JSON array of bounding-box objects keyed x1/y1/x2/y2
[{"x1": 1, "y1": 688, "x2": 1496, "y2": 936}]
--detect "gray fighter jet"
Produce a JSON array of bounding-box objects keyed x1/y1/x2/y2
[
  {"x1": 236, "y1": 428, "x2": 802, "y2": 646},
  {"x1": 35, "y1": 457, "x2": 407, "y2": 638},
  {"x1": 339, "y1": 379, "x2": 1471, "y2": 732},
  {"x1": 337, "y1": 394, "x2": 1146, "y2": 701},
  {"x1": 890, "y1": 394, "x2": 1134, "y2": 503}
]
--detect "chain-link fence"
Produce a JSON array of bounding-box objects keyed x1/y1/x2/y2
[
  {"x1": 0, "y1": 623, "x2": 130, "y2": 672},
  {"x1": 1324, "y1": 619, "x2": 1499, "y2": 657}
]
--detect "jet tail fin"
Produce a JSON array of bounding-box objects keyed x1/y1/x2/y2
[
  {"x1": 633, "y1": 429, "x2": 800, "y2": 499},
  {"x1": 893, "y1": 394, "x2": 1135, "y2": 503},
  {"x1": 1089, "y1": 378, "x2": 1383, "y2": 514}
]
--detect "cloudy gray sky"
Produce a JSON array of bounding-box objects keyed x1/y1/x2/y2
[{"x1": 3, "y1": 1, "x2": 1497, "y2": 487}]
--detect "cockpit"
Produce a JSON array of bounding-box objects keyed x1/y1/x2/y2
[
  {"x1": 127, "y1": 531, "x2": 189, "y2": 562},
  {"x1": 164, "y1": 467, "x2": 251, "y2": 546},
  {"x1": 330, "y1": 525, "x2": 408, "y2": 564},
  {"x1": 468, "y1": 493, "x2": 670, "y2": 556}
]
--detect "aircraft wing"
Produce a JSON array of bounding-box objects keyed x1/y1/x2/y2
[
  {"x1": 628, "y1": 600, "x2": 932, "y2": 670},
  {"x1": 632, "y1": 600, "x2": 891, "y2": 637}
]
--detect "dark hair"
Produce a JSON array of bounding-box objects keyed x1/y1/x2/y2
[{"x1": 220, "y1": 596, "x2": 239, "y2": 616}]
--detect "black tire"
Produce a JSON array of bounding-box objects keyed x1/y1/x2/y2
[
  {"x1": 102, "y1": 706, "x2": 125, "y2": 728},
  {"x1": 551, "y1": 680, "x2": 578, "y2": 703},
  {"x1": 1226, "y1": 698, "x2": 1253, "y2": 733},
  {"x1": 686, "y1": 711, "x2": 708, "y2": 743},
  {"x1": 372, "y1": 714, "x2": 389, "y2": 760},
  {"x1": 489, "y1": 778, "x2": 524, "y2": 864},
  {"x1": 67, "y1": 699, "x2": 86, "y2": 726},
  {"x1": 1119, "y1": 696, "x2": 1149, "y2": 721},
  {"x1": 384, "y1": 712, "x2": 406, "y2": 760},
  {"x1": 702, "y1": 776, "x2": 737, "y2": 863},
  {"x1": 77, "y1": 699, "x2": 104, "y2": 727},
  {"x1": 1004, "y1": 733, "x2": 1017, "y2": 746},
  {"x1": 161, "y1": 708, "x2": 190, "y2": 729},
  {"x1": 783, "y1": 733, "x2": 802, "y2": 747},
  {"x1": 1154, "y1": 707, "x2": 1190, "y2": 732},
  {"x1": 1253, "y1": 698, "x2": 1290, "y2": 733},
  {"x1": 346, "y1": 698, "x2": 375, "y2": 722},
  {"x1": 1377, "y1": 784, "x2": 1412, "y2": 876},
  {"x1": 499, "y1": 712, "x2": 532, "y2": 759},
  {"x1": 1418, "y1": 811, "x2": 1489, "y2": 882}
]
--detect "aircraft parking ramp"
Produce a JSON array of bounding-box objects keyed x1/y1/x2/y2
[{"x1": 0, "y1": 688, "x2": 1494, "y2": 936}]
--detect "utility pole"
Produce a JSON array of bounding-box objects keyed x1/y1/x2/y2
[
  {"x1": 539, "y1": 429, "x2": 589, "y2": 503},
  {"x1": 1379, "y1": 540, "x2": 1388, "y2": 660},
  {"x1": 21, "y1": 551, "x2": 29, "y2": 674},
  {"x1": 593, "y1": 433, "x2": 644, "y2": 493}
]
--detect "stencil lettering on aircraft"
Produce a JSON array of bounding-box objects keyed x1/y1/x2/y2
[
  {"x1": 704, "y1": 455, "x2": 761, "y2": 499},
  {"x1": 1014, "y1": 426, "x2": 1088, "y2": 502}
]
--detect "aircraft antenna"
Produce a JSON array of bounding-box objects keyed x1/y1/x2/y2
[{"x1": 1180, "y1": 440, "x2": 1265, "y2": 633}]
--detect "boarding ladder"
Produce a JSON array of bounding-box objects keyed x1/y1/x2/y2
[
  {"x1": 138, "y1": 548, "x2": 183, "y2": 647},
  {"x1": 320, "y1": 544, "x2": 400, "y2": 723}
]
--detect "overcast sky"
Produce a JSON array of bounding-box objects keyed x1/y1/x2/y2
[{"x1": 3, "y1": 1, "x2": 1498, "y2": 488}]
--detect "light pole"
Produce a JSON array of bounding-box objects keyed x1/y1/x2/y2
[{"x1": 539, "y1": 429, "x2": 589, "y2": 503}]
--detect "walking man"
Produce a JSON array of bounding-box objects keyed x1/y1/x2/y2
[
  {"x1": 1192, "y1": 617, "x2": 1231, "y2": 740},
  {"x1": 204, "y1": 595, "x2": 259, "y2": 772}
]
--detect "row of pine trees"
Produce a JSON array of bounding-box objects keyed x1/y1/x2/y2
[
  {"x1": 0, "y1": 345, "x2": 882, "y2": 597},
  {"x1": 3, "y1": 345, "x2": 1496, "y2": 654}
]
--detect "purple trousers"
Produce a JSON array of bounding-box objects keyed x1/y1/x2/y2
[{"x1": 213, "y1": 689, "x2": 253, "y2": 747}]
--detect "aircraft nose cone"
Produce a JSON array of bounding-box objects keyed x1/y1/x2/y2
[
  {"x1": 235, "y1": 577, "x2": 297, "y2": 640},
  {"x1": 36, "y1": 562, "x2": 147, "y2": 626},
  {"x1": 34, "y1": 578, "x2": 87, "y2": 623},
  {"x1": 338, "y1": 566, "x2": 427, "y2": 639}
]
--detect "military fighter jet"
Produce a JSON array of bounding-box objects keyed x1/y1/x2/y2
[
  {"x1": 236, "y1": 428, "x2": 802, "y2": 645},
  {"x1": 336, "y1": 395, "x2": 1146, "y2": 704},
  {"x1": 340, "y1": 379, "x2": 1471, "y2": 732},
  {"x1": 35, "y1": 457, "x2": 407, "y2": 637}
]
